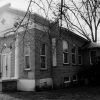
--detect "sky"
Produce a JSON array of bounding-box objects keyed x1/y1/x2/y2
[
  {"x1": 0, "y1": 0, "x2": 28, "y2": 10},
  {"x1": 0, "y1": 0, "x2": 100, "y2": 42}
]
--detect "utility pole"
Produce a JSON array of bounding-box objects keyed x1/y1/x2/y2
[{"x1": 59, "y1": 0, "x2": 64, "y2": 36}]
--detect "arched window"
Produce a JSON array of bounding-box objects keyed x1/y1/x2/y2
[{"x1": 63, "y1": 40, "x2": 69, "y2": 64}]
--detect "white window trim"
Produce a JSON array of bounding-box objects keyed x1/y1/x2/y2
[
  {"x1": 40, "y1": 44, "x2": 47, "y2": 70},
  {"x1": 64, "y1": 76, "x2": 71, "y2": 83},
  {"x1": 24, "y1": 46, "x2": 31, "y2": 70}
]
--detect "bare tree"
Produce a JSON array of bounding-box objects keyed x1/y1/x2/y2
[{"x1": 58, "y1": 0, "x2": 100, "y2": 42}]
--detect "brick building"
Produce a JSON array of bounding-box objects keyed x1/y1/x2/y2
[{"x1": 0, "y1": 4, "x2": 99, "y2": 91}]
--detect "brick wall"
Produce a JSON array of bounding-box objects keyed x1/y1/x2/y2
[
  {"x1": 18, "y1": 29, "x2": 35, "y2": 79},
  {"x1": 34, "y1": 29, "x2": 52, "y2": 80},
  {"x1": 50, "y1": 27, "x2": 87, "y2": 87}
]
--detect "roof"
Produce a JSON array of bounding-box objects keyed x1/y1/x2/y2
[
  {"x1": 88, "y1": 42, "x2": 100, "y2": 48},
  {"x1": 0, "y1": 3, "x2": 91, "y2": 43},
  {"x1": 61, "y1": 27, "x2": 89, "y2": 42},
  {"x1": 82, "y1": 42, "x2": 100, "y2": 49},
  {"x1": 0, "y1": 3, "x2": 50, "y2": 26}
]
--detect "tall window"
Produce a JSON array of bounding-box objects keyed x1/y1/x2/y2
[
  {"x1": 72, "y1": 46, "x2": 76, "y2": 64},
  {"x1": 90, "y1": 50, "x2": 96, "y2": 64},
  {"x1": 52, "y1": 38, "x2": 57, "y2": 66},
  {"x1": 63, "y1": 40, "x2": 69, "y2": 64},
  {"x1": 40, "y1": 44, "x2": 46, "y2": 69},
  {"x1": 78, "y1": 48, "x2": 82, "y2": 65},
  {"x1": 24, "y1": 44, "x2": 30, "y2": 69}
]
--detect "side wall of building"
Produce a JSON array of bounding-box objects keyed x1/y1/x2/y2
[{"x1": 51, "y1": 27, "x2": 87, "y2": 88}]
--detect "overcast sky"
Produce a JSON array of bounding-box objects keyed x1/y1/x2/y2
[
  {"x1": 0, "y1": 0, "x2": 28, "y2": 10},
  {"x1": 0, "y1": 0, "x2": 100, "y2": 42}
]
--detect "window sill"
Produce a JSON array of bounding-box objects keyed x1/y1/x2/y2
[
  {"x1": 63, "y1": 63, "x2": 70, "y2": 65},
  {"x1": 40, "y1": 68, "x2": 47, "y2": 71},
  {"x1": 24, "y1": 68, "x2": 31, "y2": 71},
  {"x1": 64, "y1": 81, "x2": 71, "y2": 83}
]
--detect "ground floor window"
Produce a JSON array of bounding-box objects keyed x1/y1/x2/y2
[
  {"x1": 24, "y1": 44, "x2": 31, "y2": 70},
  {"x1": 40, "y1": 44, "x2": 47, "y2": 69},
  {"x1": 25, "y1": 55, "x2": 30, "y2": 69}
]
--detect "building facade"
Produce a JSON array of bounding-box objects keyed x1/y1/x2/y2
[{"x1": 0, "y1": 4, "x2": 98, "y2": 91}]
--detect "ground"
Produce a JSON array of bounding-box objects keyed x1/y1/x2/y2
[{"x1": 1, "y1": 86, "x2": 100, "y2": 100}]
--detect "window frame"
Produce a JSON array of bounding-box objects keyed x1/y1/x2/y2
[
  {"x1": 90, "y1": 50, "x2": 96, "y2": 65},
  {"x1": 71, "y1": 46, "x2": 76, "y2": 65},
  {"x1": 64, "y1": 76, "x2": 71, "y2": 83},
  {"x1": 24, "y1": 44, "x2": 31, "y2": 70},
  {"x1": 78, "y1": 48, "x2": 82, "y2": 65},
  {"x1": 73, "y1": 75, "x2": 77, "y2": 82},
  {"x1": 40, "y1": 43, "x2": 47, "y2": 70},
  {"x1": 63, "y1": 40, "x2": 69, "y2": 64}
]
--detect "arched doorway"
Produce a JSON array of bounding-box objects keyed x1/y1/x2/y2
[{"x1": 1, "y1": 47, "x2": 11, "y2": 79}]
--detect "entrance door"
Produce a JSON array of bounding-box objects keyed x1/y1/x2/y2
[{"x1": 2, "y1": 53, "x2": 11, "y2": 79}]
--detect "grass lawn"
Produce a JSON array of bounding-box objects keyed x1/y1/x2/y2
[{"x1": 1, "y1": 86, "x2": 100, "y2": 100}]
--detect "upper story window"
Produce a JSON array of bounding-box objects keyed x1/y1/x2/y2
[
  {"x1": 24, "y1": 44, "x2": 31, "y2": 70},
  {"x1": 78, "y1": 48, "x2": 82, "y2": 65},
  {"x1": 40, "y1": 44, "x2": 47, "y2": 69},
  {"x1": 63, "y1": 40, "x2": 69, "y2": 64},
  {"x1": 71, "y1": 46, "x2": 76, "y2": 64},
  {"x1": 90, "y1": 50, "x2": 96, "y2": 64}
]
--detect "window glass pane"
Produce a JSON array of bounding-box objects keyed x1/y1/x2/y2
[
  {"x1": 72, "y1": 54, "x2": 75, "y2": 64},
  {"x1": 64, "y1": 77, "x2": 70, "y2": 82},
  {"x1": 25, "y1": 56, "x2": 30, "y2": 68},
  {"x1": 73, "y1": 75, "x2": 77, "y2": 80},
  {"x1": 41, "y1": 56, "x2": 46, "y2": 68},
  {"x1": 41, "y1": 44, "x2": 45, "y2": 55},
  {"x1": 72, "y1": 47, "x2": 75, "y2": 53},
  {"x1": 63, "y1": 52, "x2": 68, "y2": 63},
  {"x1": 78, "y1": 48, "x2": 81, "y2": 55},
  {"x1": 78, "y1": 55, "x2": 82, "y2": 64},
  {"x1": 63, "y1": 40, "x2": 68, "y2": 52}
]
